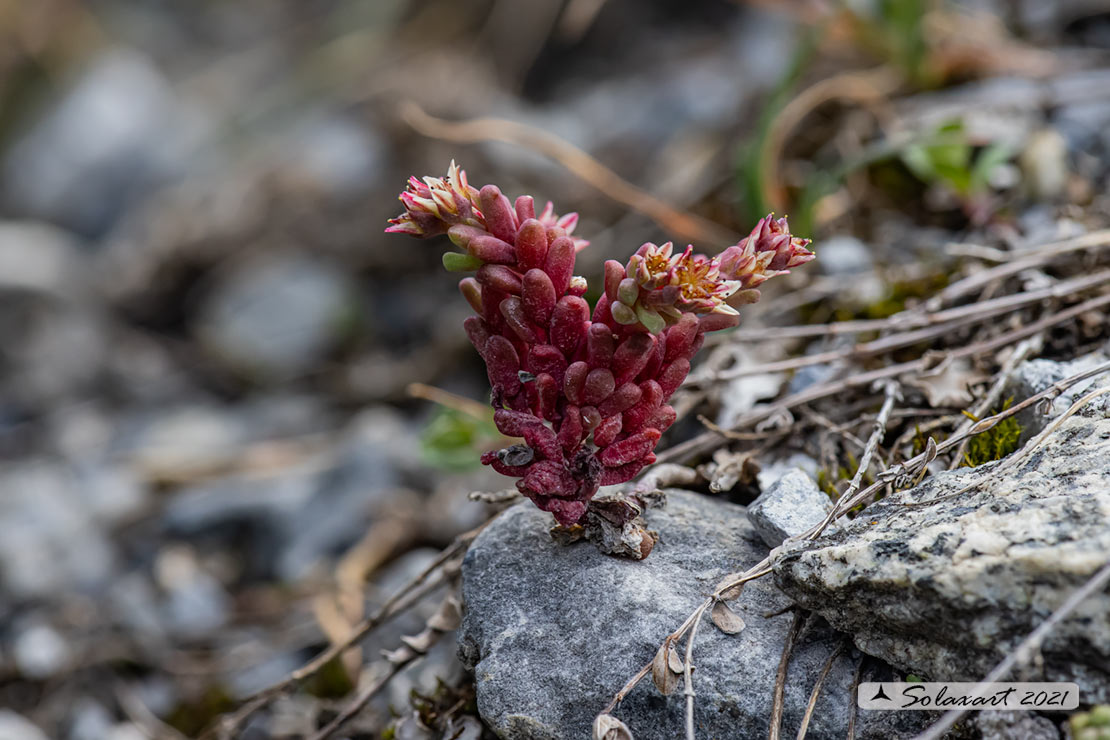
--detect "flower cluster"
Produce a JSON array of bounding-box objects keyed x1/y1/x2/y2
[{"x1": 387, "y1": 163, "x2": 813, "y2": 529}]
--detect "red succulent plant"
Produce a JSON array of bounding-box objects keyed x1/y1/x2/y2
[{"x1": 387, "y1": 162, "x2": 814, "y2": 533}]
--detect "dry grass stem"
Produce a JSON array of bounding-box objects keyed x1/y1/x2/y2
[{"x1": 399, "y1": 101, "x2": 739, "y2": 246}]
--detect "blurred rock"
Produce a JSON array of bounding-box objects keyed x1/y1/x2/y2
[
  {"x1": 459, "y1": 491, "x2": 930, "y2": 739},
  {"x1": 155, "y1": 545, "x2": 231, "y2": 639},
  {"x1": 0, "y1": 462, "x2": 116, "y2": 600},
  {"x1": 0, "y1": 222, "x2": 85, "y2": 295},
  {"x1": 747, "y1": 469, "x2": 833, "y2": 548},
  {"x1": 195, "y1": 252, "x2": 356, "y2": 382},
  {"x1": 66, "y1": 699, "x2": 113, "y2": 740},
  {"x1": 280, "y1": 113, "x2": 386, "y2": 198},
  {"x1": 1, "y1": 49, "x2": 206, "y2": 237},
  {"x1": 0, "y1": 711, "x2": 50, "y2": 740},
  {"x1": 756, "y1": 453, "x2": 821, "y2": 491},
  {"x1": 12, "y1": 622, "x2": 71, "y2": 679},
  {"x1": 774, "y1": 415, "x2": 1110, "y2": 703}
]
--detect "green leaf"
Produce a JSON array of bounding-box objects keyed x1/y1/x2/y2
[
  {"x1": 421, "y1": 407, "x2": 499, "y2": 471},
  {"x1": 635, "y1": 304, "x2": 665, "y2": 335},
  {"x1": 969, "y1": 141, "x2": 1014, "y2": 194},
  {"x1": 442, "y1": 251, "x2": 484, "y2": 272}
]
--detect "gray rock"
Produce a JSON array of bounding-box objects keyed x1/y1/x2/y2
[
  {"x1": 748, "y1": 469, "x2": 833, "y2": 548},
  {"x1": 459, "y1": 490, "x2": 931, "y2": 740},
  {"x1": 12, "y1": 622, "x2": 71, "y2": 679},
  {"x1": 67, "y1": 699, "x2": 113, "y2": 740},
  {"x1": 0, "y1": 462, "x2": 116, "y2": 600},
  {"x1": 756, "y1": 453, "x2": 820, "y2": 491},
  {"x1": 195, "y1": 252, "x2": 356, "y2": 382},
  {"x1": 0, "y1": 49, "x2": 206, "y2": 237},
  {"x1": 773, "y1": 414, "x2": 1110, "y2": 702},
  {"x1": 973, "y1": 710, "x2": 1058, "y2": 740},
  {"x1": 1003, "y1": 348, "x2": 1110, "y2": 440},
  {"x1": 0, "y1": 711, "x2": 50, "y2": 740}
]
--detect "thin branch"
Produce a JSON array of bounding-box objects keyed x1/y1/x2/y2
[
  {"x1": 202, "y1": 530, "x2": 478, "y2": 740},
  {"x1": 688, "y1": 268, "x2": 1110, "y2": 385},
  {"x1": 683, "y1": 603, "x2": 709, "y2": 740},
  {"x1": 399, "y1": 101, "x2": 739, "y2": 246},
  {"x1": 658, "y1": 291, "x2": 1110, "y2": 465},
  {"x1": 839, "y1": 382, "x2": 899, "y2": 505},
  {"x1": 306, "y1": 641, "x2": 433, "y2": 740},
  {"x1": 770, "y1": 611, "x2": 807, "y2": 740},
  {"x1": 796, "y1": 642, "x2": 845, "y2": 740},
  {"x1": 913, "y1": 559, "x2": 1110, "y2": 740}
]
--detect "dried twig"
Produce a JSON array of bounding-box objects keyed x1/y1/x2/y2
[
  {"x1": 689, "y1": 268, "x2": 1110, "y2": 384},
  {"x1": 770, "y1": 610, "x2": 807, "y2": 740},
  {"x1": 913, "y1": 559, "x2": 1110, "y2": 740},
  {"x1": 399, "y1": 101, "x2": 739, "y2": 246},
  {"x1": 683, "y1": 602, "x2": 709, "y2": 740},
  {"x1": 659, "y1": 291, "x2": 1110, "y2": 465},
  {"x1": 203, "y1": 529, "x2": 479, "y2": 740},
  {"x1": 839, "y1": 381, "x2": 899, "y2": 505},
  {"x1": 796, "y1": 642, "x2": 845, "y2": 740}
]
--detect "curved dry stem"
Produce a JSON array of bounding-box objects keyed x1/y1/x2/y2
[{"x1": 399, "y1": 101, "x2": 739, "y2": 247}]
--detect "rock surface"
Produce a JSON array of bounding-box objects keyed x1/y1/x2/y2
[
  {"x1": 747, "y1": 468, "x2": 833, "y2": 548},
  {"x1": 1003, "y1": 344, "x2": 1110, "y2": 440},
  {"x1": 773, "y1": 414, "x2": 1110, "y2": 702},
  {"x1": 459, "y1": 490, "x2": 931, "y2": 740}
]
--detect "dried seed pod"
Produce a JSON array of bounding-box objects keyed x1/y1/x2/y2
[
  {"x1": 496, "y1": 444, "x2": 534, "y2": 467},
  {"x1": 593, "y1": 714, "x2": 633, "y2": 740},
  {"x1": 521, "y1": 268, "x2": 557, "y2": 326},
  {"x1": 651, "y1": 639, "x2": 679, "y2": 696},
  {"x1": 467, "y1": 234, "x2": 517, "y2": 264},
  {"x1": 583, "y1": 368, "x2": 616, "y2": 406},
  {"x1": 477, "y1": 264, "x2": 523, "y2": 295},
  {"x1": 544, "y1": 236, "x2": 576, "y2": 296},
  {"x1": 549, "y1": 295, "x2": 589, "y2": 357},
  {"x1": 711, "y1": 601, "x2": 746, "y2": 634},
  {"x1": 613, "y1": 334, "x2": 655, "y2": 385},
  {"x1": 598, "y1": 429, "x2": 661, "y2": 467},
  {"x1": 516, "y1": 219, "x2": 548, "y2": 271},
  {"x1": 563, "y1": 361, "x2": 589, "y2": 406},
  {"x1": 479, "y1": 184, "x2": 518, "y2": 243},
  {"x1": 586, "y1": 323, "x2": 615, "y2": 369},
  {"x1": 593, "y1": 414, "x2": 622, "y2": 448}
]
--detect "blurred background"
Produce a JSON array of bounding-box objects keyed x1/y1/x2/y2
[{"x1": 0, "y1": 0, "x2": 1108, "y2": 737}]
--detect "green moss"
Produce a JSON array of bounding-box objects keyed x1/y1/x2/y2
[
  {"x1": 166, "y1": 685, "x2": 237, "y2": 737},
  {"x1": 1071, "y1": 705, "x2": 1110, "y2": 740},
  {"x1": 305, "y1": 654, "x2": 355, "y2": 699},
  {"x1": 961, "y1": 398, "x2": 1022, "y2": 467}
]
